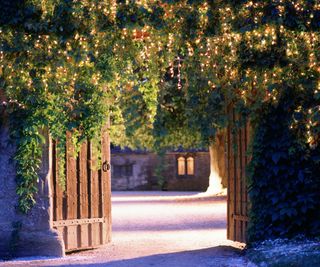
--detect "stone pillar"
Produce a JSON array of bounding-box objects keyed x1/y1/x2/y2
[
  {"x1": 206, "y1": 131, "x2": 227, "y2": 194},
  {"x1": 0, "y1": 126, "x2": 64, "y2": 259}
]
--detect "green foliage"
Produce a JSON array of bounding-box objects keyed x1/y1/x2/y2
[
  {"x1": 153, "y1": 150, "x2": 168, "y2": 190},
  {"x1": 0, "y1": 0, "x2": 115, "y2": 212},
  {"x1": 1, "y1": 1, "x2": 320, "y2": 247},
  {"x1": 247, "y1": 87, "x2": 320, "y2": 242},
  {"x1": 153, "y1": 77, "x2": 204, "y2": 150},
  {"x1": 13, "y1": 127, "x2": 43, "y2": 213},
  {"x1": 230, "y1": 1, "x2": 320, "y2": 243}
]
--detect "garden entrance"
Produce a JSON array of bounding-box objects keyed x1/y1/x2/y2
[{"x1": 50, "y1": 114, "x2": 249, "y2": 253}]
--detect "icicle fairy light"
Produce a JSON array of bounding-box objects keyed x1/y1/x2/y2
[
  {"x1": 177, "y1": 56, "x2": 182, "y2": 90},
  {"x1": 0, "y1": 1, "x2": 319, "y2": 198}
]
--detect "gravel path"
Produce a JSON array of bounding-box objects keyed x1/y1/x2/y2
[{"x1": 0, "y1": 192, "x2": 251, "y2": 267}]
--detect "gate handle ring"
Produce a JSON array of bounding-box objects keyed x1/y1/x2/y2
[{"x1": 102, "y1": 161, "x2": 110, "y2": 172}]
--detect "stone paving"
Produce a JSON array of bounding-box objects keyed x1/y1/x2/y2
[{"x1": 0, "y1": 191, "x2": 252, "y2": 267}]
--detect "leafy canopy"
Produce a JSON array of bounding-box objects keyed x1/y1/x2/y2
[{"x1": 0, "y1": 1, "x2": 319, "y2": 243}]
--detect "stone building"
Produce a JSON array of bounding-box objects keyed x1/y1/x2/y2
[{"x1": 111, "y1": 146, "x2": 210, "y2": 191}]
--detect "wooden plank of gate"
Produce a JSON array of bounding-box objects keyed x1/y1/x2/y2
[
  {"x1": 98, "y1": 168, "x2": 103, "y2": 245},
  {"x1": 245, "y1": 122, "x2": 251, "y2": 241},
  {"x1": 79, "y1": 142, "x2": 89, "y2": 248},
  {"x1": 53, "y1": 141, "x2": 64, "y2": 222},
  {"x1": 226, "y1": 122, "x2": 231, "y2": 240},
  {"x1": 63, "y1": 226, "x2": 68, "y2": 250},
  {"x1": 240, "y1": 126, "x2": 245, "y2": 242},
  {"x1": 232, "y1": 109, "x2": 237, "y2": 241},
  {"x1": 89, "y1": 141, "x2": 101, "y2": 247},
  {"x1": 243, "y1": 125, "x2": 249, "y2": 242},
  {"x1": 235, "y1": 112, "x2": 242, "y2": 242},
  {"x1": 101, "y1": 125, "x2": 112, "y2": 243},
  {"x1": 230, "y1": 108, "x2": 236, "y2": 241},
  {"x1": 66, "y1": 225, "x2": 78, "y2": 250},
  {"x1": 91, "y1": 223, "x2": 101, "y2": 247},
  {"x1": 66, "y1": 131, "x2": 78, "y2": 250}
]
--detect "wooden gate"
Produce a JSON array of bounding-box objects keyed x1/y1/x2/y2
[
  {"x1": 227, "y1": 109, "x2": 250, "y2": 243},
  {"x1": 51, "y1": 129, "x2": 111, "y2": 252}
]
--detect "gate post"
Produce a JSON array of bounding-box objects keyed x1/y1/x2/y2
[
  {"x1": 226, "y1": 107, "x2": 250, "y2": 243},
  {"x1": 0, "y1": 126, "x2": 64, "y2": 259}
]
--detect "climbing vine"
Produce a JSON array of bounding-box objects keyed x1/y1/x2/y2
[
  {"x1": 233, "y1": 1, "x2": 320, "y2": 242},
  {"x1": 0, "y1": 1, "x2": 319, "y2": 244},
  {"x1": 0, "y1": 0, "x2": 176, "y2": 212}
]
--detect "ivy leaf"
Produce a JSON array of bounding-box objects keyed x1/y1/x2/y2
[
  {"x1": 271, "y1": 165, "x2": 280, "y2": 175},
  {"x1": 298, "y1": 170, "x2": 304, "y2": 182},
  {"x1": 271, "y1": 152, "x2": 282, "y2": 164}
]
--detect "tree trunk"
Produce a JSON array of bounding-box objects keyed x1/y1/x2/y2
[{"x1": 206, "y1": 131, "x2": 226, "y2": 194}]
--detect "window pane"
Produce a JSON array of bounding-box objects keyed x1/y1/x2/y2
[
  {"x1": 187, "y1": 157, "x2": 194, "y2": 175},
  {"x1": 125, "y1": 165, "x2": 133, "y2": 176},
  {"x1": 178, "y1": 157, "x2": 185, "y2": 175}
]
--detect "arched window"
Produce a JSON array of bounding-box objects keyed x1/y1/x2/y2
[
  {"x1": 177, "y1": 157, "x2": 186, "y2": 175},
  {"x1": 187, "y1": 157, "x2": 194, "y2": 175}
]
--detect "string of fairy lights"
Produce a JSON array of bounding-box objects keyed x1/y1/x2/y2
[
  {"x1": 0, "y1": 0, "x2": 319, "y2": 139},
  {"x1": 0, "y1": 0, "x2": 319, "y2": 212}
]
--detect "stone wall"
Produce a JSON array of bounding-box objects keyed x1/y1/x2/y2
[
  {"x1": 111, "y1": 153, "x2": 158, "y2": 190},
  {"x1": 111, "y1": 151, "x2": 210, "y2": 191},
  {"x1": 0, "y1": 126, "x2": 64, "y2": 259}
]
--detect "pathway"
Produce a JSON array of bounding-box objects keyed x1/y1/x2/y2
[{"x1": 0, "y1": 192, "x2": 251, "y2": 267}]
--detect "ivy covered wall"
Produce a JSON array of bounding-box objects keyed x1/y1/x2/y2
[{"x1": 248, "y1": 87, "x2": 320, "y2": 243}]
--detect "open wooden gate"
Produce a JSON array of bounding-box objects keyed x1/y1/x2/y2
[
  {"x1": 227, "y1": 109, "x2": 250, "y2": 243},
  {"x1": 51, "y1": 129, "x2": 111, "y2": 252}
]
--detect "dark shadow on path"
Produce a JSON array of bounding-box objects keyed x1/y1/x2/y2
[{"x1": 57, "y1": 246, "x2": 245, "y2": 267}]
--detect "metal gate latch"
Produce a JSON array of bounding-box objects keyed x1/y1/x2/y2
[{"x1": 102, "y1": 161, "x2": 111, "y2": 172}]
